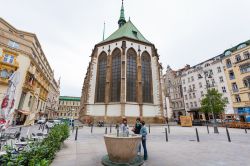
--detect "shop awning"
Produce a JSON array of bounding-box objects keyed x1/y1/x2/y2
[
  {"x1": 188, "y1": 108, "x2": 200, "y2": 112},
  {"x1": 16, "y1": 109, "x2": 30, "y2": 115}
]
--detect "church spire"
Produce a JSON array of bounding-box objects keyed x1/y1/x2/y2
[{"x1": 118, "y1": 0, "x2": 126, "y2": 28}]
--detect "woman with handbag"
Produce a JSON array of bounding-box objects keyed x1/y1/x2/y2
[{"x1": 140, "y1": 121, "x2": 148, "y2": 160}]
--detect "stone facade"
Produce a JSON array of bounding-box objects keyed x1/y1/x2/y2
[
  {"x1": 45, "y1": 78, "x2": 60, "y2": 119},
  {"x1": 57, "y1": 96, "x2": 80, "y2": 120},
  {"x1": 163, "y1": 65, "x2": 190, "y2": 120},
  {"x1": 0, "y1": 18, "x2": 58, "y2": 125},
  {"x1": 80, "y1": 3, "x2": 165, "y2": 124}
]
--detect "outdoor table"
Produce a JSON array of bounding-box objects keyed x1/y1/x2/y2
[
  {"x1": 0, "y1": 151, "x2": 7, "y2": 156},
  {"x1": 15, "y1": 142, "x2": 28, "y2": 146}
]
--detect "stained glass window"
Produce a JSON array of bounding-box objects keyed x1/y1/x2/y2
[
  {"x1": 111, "y1": 48, "x2": 121, "y2": 102},
  {"x1": 126, "y1": 48, "x2": 137, "y2": 102},
  {"x1": 96, "y1": 52, "x2": 107, "y2": 102},
  {"x1": 141, "y1": 52, "x2": 152, "y2": 103}
]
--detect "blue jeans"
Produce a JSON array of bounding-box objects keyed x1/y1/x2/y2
[{"x1": 142, "y1": 139, "x2": 148, "y2": 160}]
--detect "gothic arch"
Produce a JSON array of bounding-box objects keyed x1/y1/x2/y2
[
  {"x1": 95, "y1": 51, "x2": 107, "y2": 102},
  {"x1": 126, "y1": 48, "x2": 137, "y2": 102},
  {"x1": 110, "y1": 48, "x2": 121, "y2": 102},
  {"x1": 141, "y1": 51, "x2": 153, "y2": 103}
]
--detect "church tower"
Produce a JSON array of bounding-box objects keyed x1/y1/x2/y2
[{"x1": 80, "y1": 1, "x2": 166, "y2": 124}]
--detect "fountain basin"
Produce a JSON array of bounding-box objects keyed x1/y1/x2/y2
[{"x1": 102, "y1": 134, "x2": 144, "y2": 166}]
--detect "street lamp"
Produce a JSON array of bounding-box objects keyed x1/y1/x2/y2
[{"x1": 198, "y1": 69, "x2": 219, "y2": 134}]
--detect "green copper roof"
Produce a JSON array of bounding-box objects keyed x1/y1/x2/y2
[
  {"x1": 59, "y1": 96, "x2": 81, "y2": 101},
  {"x1": 99, "y1": 20, "x2": 151, "y2": 44},
  {"x1": 223, "y1": 39, "x2": 250, "y2": 55},
  {"x1": 119, "y1": 2, "x2": 125, "y2": 22}
]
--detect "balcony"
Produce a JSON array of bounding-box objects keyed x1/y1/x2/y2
[
  {"x1": 229, "y1": 75, "x2": 235, "y2": 80},
  {"x1": 232, "y1": 88, "x2": 239, "y2": 93},
  {"x1": 0, "y1": 77, "x2": 9, "y2": 85}
]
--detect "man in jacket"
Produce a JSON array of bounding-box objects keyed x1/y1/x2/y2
[{"x1": 140, "y1": 121, "x2": 148, "y2": 160}]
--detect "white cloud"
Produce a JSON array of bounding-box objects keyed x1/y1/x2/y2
[{"x1": 1, "y1": 0, "x2": 250, "y2": 96}]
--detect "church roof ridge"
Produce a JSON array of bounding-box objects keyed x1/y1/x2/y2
[{"x1": 98, "y1": 20, "x2": 151, "y2": 45}]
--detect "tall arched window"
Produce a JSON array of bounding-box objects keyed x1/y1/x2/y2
[
  {"x1": 111, "y1": 48, "x2": 121, "y2": 102},
  {"x1": 126, "y1": 48, "x2": 137, "y2": 102},
  {"x1": 141, "y1": 51, "x2": 152, "y2": 103},
  {"x1": 96, "y1": 52, "x2": 107, "y2": 102}
]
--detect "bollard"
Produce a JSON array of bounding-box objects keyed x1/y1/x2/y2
[
  {"x1": 42, "y1": 125, "x2": 45, "y2": 132},
  {"x1": 149, "y1": 124, "x2": 151, "y2": 134},
  {"x1": 110, "y1": 124, "x2": 112, "y2": 133},
  {"x1": 207, "y1": 124, "x2": 209, "y2": 134},
  {"x1": 19, "y1": 127, "x2": 22, "y2": 132},
  {"x1": 91, "y1": 125, "x2": 93, "y2": 134},
  {"x1": 105, "y1": 127, "x2": 107, "y2": 134},
  {"x1": 195, "y1": 128, "x2": 200, "y2": 142},
  {"x1": 168, "y1": 124, "x2": 170, "y2": 134},
  {"x1": 165, "y1": 128, "x2": 168, "y2": 142},
  {"x1": 245, "y1": 128, "x2": 247, "y2": 134},
  {"x1": 226, "y1": 126, "x2": 231, "y2": 142},
  {"x1": 75, "y1": 127, "x2": 78, "y2": 141},
  {"x1": 117, "y1": 128, "x2": 119, "y2": 137}
]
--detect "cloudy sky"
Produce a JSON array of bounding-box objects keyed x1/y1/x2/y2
[{"x1": 1, "y1": 0, "x2": 250, "y2": 97}]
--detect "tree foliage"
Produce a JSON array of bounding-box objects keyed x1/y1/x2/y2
[{"x1": 201, "y1": 89, "x2": 227, "y2": 115}]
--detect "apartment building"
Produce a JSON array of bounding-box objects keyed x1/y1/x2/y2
[
  {"x1": 181, "y1": 55, "x2": 234, "y2": 121},
  {"x1": 0, "y1": 18, "x2": 59, "y2": 125},
  {"x1": 164, "y1": 65, "x2": 190, "y2": 120},
  {"x1": 57, "y1": 96, "x2": 80, "y2": 120},
  {"x1": 222, "y1": 40, "x2": 250, "y2": 122}
]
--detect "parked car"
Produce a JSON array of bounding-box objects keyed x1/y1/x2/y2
[
  {"x1": 45, "y1": 120, "x2": 55, "y2": 128},
  {"x1": 37, "y1": 118, "x2": 46, "y2": 124},
  {"x1": 97, "y1": 120, "x2": 104, "y2": 127},
  {"x1": 53, "y1": 120, "x2": 62, "y2": 125}
]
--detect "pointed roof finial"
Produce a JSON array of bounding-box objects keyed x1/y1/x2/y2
[
  {"x1": 102, "y1": 21, "x2": 105, "y2": 41},
  {"x1": 118, "y1": 0, "x2": 126, "y2": 28}
]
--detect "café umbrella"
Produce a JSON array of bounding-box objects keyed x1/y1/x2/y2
[{"x1": 0, "y1": 71, "x2": 20, "y2": 129}]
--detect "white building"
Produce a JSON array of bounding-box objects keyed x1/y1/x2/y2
[
  {"x1": 163, "y1": 65, "x2": 190, "y2": 120},
  {"x1": 80, "y1": 2, "x2": 166, "y2": 124},
  {"x1": 181, "y1": 55, "x2": 234, "y2": 120}
]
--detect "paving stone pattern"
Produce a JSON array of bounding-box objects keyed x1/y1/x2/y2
[{"x1": 52, "y1": 126, "x2": 250, "y2": 166}]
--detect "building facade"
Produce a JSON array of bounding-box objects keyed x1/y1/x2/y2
[
  {"x1": 80, "y1": 2, "x2": 166, "y2": 124},
  {"x1": 0, "y1": 18, "x2": 59, "y2": 125},
  {"x1": 45, "y1": 77, "x2": 60, "y2": 120},
  {"x1": 181, "y1": 55, "x2": 234, "y2": 121},
  {"x1": 222, "y1": 40, "x2": 250, "y2": 122},
  {"x1": 57, "y1": 96, "x2": 80, "y2": 120},
  {"x1": 163, "y1": 65, "x2": 190, "y2": 120}
]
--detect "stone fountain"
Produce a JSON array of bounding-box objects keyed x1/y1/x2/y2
[{"x1": 102, "y1": 132, "x2": 144, "y2": 166}]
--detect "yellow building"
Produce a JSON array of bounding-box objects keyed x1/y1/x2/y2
[
  {"x1": 57, "y1": 96, "x2": 80, "y2": 120},
  {"x1": 222, "y1": 40, "x2": 250, "y2": 122},
  {"x1": 0, "y1": 18, "x2": 59, "y2": 125}
]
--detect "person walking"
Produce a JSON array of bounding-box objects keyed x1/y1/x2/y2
[{"x1": 140, "y1": 121, "x2": 148, "y2": 160}]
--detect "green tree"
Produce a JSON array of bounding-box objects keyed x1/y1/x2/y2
[{"x1": 201, "y1": 89, "x2": 227, "y2": 115}]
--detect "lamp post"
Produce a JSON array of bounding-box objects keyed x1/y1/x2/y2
[{"x1": 198, "y1": 69, "x2": 219, "y2": 134}]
